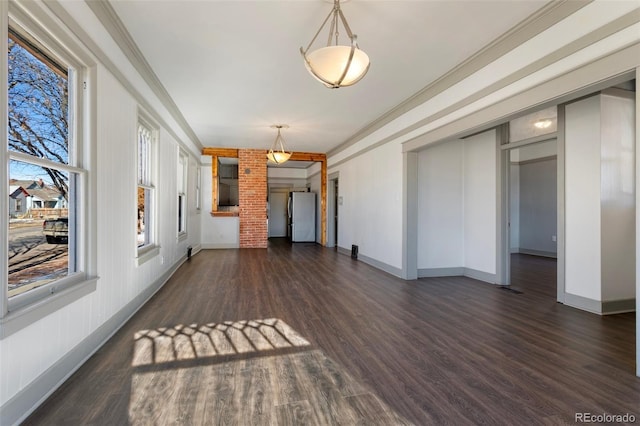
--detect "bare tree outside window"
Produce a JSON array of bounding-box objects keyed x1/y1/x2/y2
[
  {"x1": 7, "y1": 32, "x2": 72, "y2": 297},
  {"x1": 8, "y1": 32, "x2": 69, "y2": 197}
]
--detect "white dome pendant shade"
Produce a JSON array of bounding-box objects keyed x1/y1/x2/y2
[
  {"x1": 266, "y1": 125, "x2": 292, "y2": 165},
  {"x1": 304, "y1": 43, "x2": 370, "y2": 88},
  {"x1": 300, "y1": 0, "x2": 370, "y2": 89},
  {"x1": 266, "y1": 150, "x2": 292, "y2": 164}
]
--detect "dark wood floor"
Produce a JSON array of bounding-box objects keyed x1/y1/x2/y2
[{"x1": 24, "y1": 241, "x2": 638, "y2": 425}]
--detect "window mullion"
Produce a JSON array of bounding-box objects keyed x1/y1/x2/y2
[
  {"x1": 9, "y1": 151, "x2": 85, "y2": 175},
  {"x1": 138, "y1": 183, "x2": 155, "y2": 191}
]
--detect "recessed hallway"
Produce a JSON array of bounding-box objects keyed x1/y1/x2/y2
[{"x1": 24, "y1": 241, "x2": 638, "y2": 425}]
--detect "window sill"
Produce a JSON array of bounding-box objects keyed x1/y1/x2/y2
[
  {"x1": 136, "y1": 245, "x2": 160, "y2": 266},
  {"x1": 210, "y1": 211, "x2": 239, "y2": 217},
  {"x1": 178, "y1": 232, "x2": 187, "y2": 242},
  {"x1": 1, "y1": 276, "x2": 98, "y2": 339}
]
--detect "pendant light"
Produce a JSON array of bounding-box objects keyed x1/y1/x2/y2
[
  {"x1": 266, "y1": 125, "x2": 292, "y2": 165},
  {"x1": 300, "y1": 0, "x2": 370, "y2": 89}
]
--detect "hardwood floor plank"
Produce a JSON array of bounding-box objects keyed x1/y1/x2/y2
[
  {"x1": 22, "y1": 245, "x2": 639, "y2": 425},
  {"x1": 275, "y1": 400, "x2": 315, "y2": 426}
]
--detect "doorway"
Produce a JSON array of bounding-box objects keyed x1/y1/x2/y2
[
  {"x1": 499, "y1": 106, "x2": 560, "y2": 299},
  {"x1": 268, "y1": 189, "x2": 289, "y2": 238},
  {"x1": 507, "y1": 140, "x2": 558, "y2": 298}
]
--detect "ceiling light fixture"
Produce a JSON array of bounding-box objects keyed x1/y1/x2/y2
[
  {"x1": 534, "y1": 118, "x2": 553, "y2": 129},
  {"x1": 300, "y1": 0, "x2": 370, "y2": 89},
  {"x1": 267, "y1": 125, "x2": 292, "y2": 165}
]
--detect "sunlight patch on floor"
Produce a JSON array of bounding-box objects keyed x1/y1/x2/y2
[{"x1": 132, "y1": 318, "x2": 311, "y2": 366}]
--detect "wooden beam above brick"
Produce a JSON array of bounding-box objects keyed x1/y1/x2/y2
[
  {"x1": 289, "y1": 152, "x2": 326, "y2": 162},
  {"x1": 202, "y1": 148, "x2": 239, "y2": 158}
]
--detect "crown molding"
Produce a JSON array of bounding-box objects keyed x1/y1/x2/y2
[
  {"x1": 385, "y1": 8, "x2": 640, "y2": 153},
  {"x1": 84, "y1": 0, "x2": 203, "y2": 151},
  {"x1": 401, "y1": 44, "x2": 638, "y2": 153},
  {"x1": 327, "y1": 0, "x2": 592, "y2": 159}
]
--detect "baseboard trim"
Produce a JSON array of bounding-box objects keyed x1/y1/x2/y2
[
  {"x1": 418, "y1": 267, "x2": 465, "y2": 278},
  {"x1": 602, "y1": 298, "x2": 636, "y2": 315},
  {"x1": 463, "y1": 268, "x2": 496, "y2": 284},
  {"x1": 563, "y1": 293, "x2": 603, "y2": 315},
  {"x1": 518, "y1": 248, "x2": 557, "y2": 258},
  {"x1": 201, "y1": 243, "x2": 239, "y2": 249},
  {"x1": 0, "y1": 256, "x2": 186, "y2": 426},
  {"x1": 191, "y1": 243, "x2": 202, "y2": 256},
  {"x1": 336, "y1": 246, "x2": 402, "y2": 278},
  {"x1": 358, "y1": 253, "x2": 402, "y2": 278},
  {"x1": 417, "y1": 267, "x2": 496, "y2": 284},
  {"x1": 337, "y1": 246, "x2": 350, "y2": 257}
]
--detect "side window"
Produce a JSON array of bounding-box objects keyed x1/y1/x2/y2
[
  {"x1": 6, "y1": 27, "x2": 87, "y2": 308},
  {"x1": 177, "y1": 150, "x2": 187, "y2": 236},
  {"x1": 137, "y1": 118, "x2": 156, "y2": 254},
  {"x1": 195, "y1": 166, "x2": 201, "y2": 211}
]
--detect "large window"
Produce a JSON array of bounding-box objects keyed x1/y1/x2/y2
[
  {"x1": 137, "y1": 117, "x2": 157, "y2": 255},
  {"x1": 195, "y1": 166, "x2": 201, "y2": 211},
  {"x1": 177, "y1": 150, "x2": 187, "y2": 237},
  {"x1": 5, "y1": 23, "x2": 89, "y2": 312},
  {"x1": 7, "y1": 29, "x2": 72, "y2": 298}
]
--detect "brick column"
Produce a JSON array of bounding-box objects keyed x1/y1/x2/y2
[{"x1": 238, "y1": 149, "x2": 268, "y2": 248}]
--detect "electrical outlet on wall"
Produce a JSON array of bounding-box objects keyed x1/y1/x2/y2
[{"x1": 552, "y1": 235, "x2": 557, "y2": 242}]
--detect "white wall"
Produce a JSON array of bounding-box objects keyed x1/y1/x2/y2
[
  {"x1": 268, "y1": 167, "x2": 308, "y2": 191},
  {"x1": 0, "y1": 5, "x2": 202, "y2": 422},
  {"x1": 307, "y1": 171, "x2": 322, "y2": 244},
  {"x1": 565, "y1": 92, "x2": 636, "y2": 306},
  {"x1": 268, "y1": 167, "x2": 307, "y2": 181},
  {"x1": 329, "y1": 140, "x2": 403, "y2": 273},
  {"x1": 600, "y1": 92, "x2": 635, "y2": 302},
  {"x1": 415, "y1": 130, "x2": 497, "y2": 280},
  {"x1": 200, "y1": 158, "x2": 239, "y2": 249},
  {"x1": 464, "y1": 130, "x2": 497, "y2": 276},
  {"x1": 509, "y1": 163, "x2": 520, "y2": 250},
  {"x1": 417, "y1": 140, "x2": 464, "y2": 269},
  {"x1": 565, "y1": 96, "x2": 602, "y2": 300}
]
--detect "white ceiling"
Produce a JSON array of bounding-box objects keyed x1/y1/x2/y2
[{"x1": 110, "y1": 0, "x2": 548, "y2": 154}]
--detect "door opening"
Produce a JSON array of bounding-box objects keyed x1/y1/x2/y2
[
  {"x1": 268, "y1": 189, "x2": 289, "y2": 238},
  {"x1": 506, "y1": 140, "x2": 558, "y2": 298}
]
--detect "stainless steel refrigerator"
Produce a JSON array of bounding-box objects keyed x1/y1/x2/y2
[{"x1": 288, "y1": 192, "x2": 316, "y2": 242}]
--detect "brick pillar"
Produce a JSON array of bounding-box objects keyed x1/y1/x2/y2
[{"x1": 238, "y1": 149, "x2": 268, "y2": 248}]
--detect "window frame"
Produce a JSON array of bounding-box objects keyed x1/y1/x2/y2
[
  {"x1": 1, "y1": 2, "x2": 97, "y2": 335},
  {"x1": 195, "y1": 166, "x2": 201, "y2": 212},
  {"x1": 177, "y1": 149, "x2": 188, "y2": 239},
  {"x1": 136, "y1": 112, "x2": 159, "y2": 265}
]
